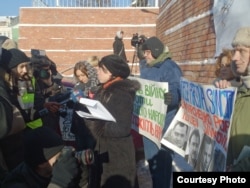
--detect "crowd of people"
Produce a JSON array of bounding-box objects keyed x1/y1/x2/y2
[{"x1": 0, "y1": 26, "x2": 250, "y2": 188}]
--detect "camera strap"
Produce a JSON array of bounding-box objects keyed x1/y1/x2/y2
[{"x1": 118, "y1": 46, "x2": 124, "y2": 56}]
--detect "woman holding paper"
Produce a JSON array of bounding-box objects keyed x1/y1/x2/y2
[{"x1": 83, "y1": 54, "x2": 140, "y2": 188}]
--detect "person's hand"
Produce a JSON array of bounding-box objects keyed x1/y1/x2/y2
[
  {"x1": 214, "y1": 79, "x2": 231, "y2": 89},
  {"x1": 164, "y1": 92, "x2": 172, "y2": 105},
  {"x1": 51, "y1": 149, "x2": 79, "y2": 187},
  {"x1": 44, "y1": 102, "x2": 61, "y2": 113}
]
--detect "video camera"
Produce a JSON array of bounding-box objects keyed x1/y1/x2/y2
[
  {"x1": 131, "y1": 33, "x2": 147, "y2": 47},
  {"x1": 31, "y1": 49, "x2": 46, "y2": 57}
]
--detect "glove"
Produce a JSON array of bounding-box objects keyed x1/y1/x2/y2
[
  {"x1": 164, "y1": 92, "x2": 172, "y2": 105},
  {"x1": 51, "y1": 149, "x2": 79, "y2": 187}
]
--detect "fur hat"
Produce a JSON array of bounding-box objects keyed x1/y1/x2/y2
[
  {"x1": 2, "y1": 39, "x2": 18, "y2": 50},
  {"x1": 0, "y1": 36, "x2": 9, "y2": 47},
  {"x1": 232, "y1": 27, "x2": 250, "y2": 47},
  {"x1": 23, "y1": 126, "x2": 64, "y2": 167},
  {"x1": 142, "y1": 36, "x2": 164, "y2": 59},
  {"x1": 0, "y1": 48, "x2": 30, "y2": 70},
  {"x1": 99, "y1": 54, "x2": 130, "y2": 78}
]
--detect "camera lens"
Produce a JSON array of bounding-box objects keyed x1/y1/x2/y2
[{"x1": 75, "y1": 149, "x2": 94, "y2": 165}]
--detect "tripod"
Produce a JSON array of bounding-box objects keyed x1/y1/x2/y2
[{"x1": 131, "y1": 44, "x2": 139, "y2": 76}]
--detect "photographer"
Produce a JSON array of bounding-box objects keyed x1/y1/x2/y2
[
  {"x1": 1, "y1": 126, "x2": 79, "y2": 188},
  {"x1": 30, "y1": 51, "x2": 71, "y2": 135}
]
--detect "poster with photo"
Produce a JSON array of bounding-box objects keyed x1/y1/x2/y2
[{"x1": 161, "y1": 77, "x2": 237, "y2": 171}]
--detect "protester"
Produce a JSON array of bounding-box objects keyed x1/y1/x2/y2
[
  {"x1": 82, "y1": 54, "x2": 140, "y2": 187},
  {"x1": 213, "y1": 48, "x2": 241, "y2": 87},
  {"x1": 0, "y1": 48, "x2": 27, "y2": 181},
  {"x1": 197, "y1": 135, "x2": 214, "y2": 171},
  {"x1": 185, "y1": 128, "x2": 201, "y2": 168},
  {"x1": 71, "y1": 60, "x2": 99, "y2": 187},
  {"x1": 71, "y1": 60, "x2": 99, "y2": 149},
  {"x1": 139, "y1": 36, "x2": 183, "y2": 188},
  {"x1": 215, "y1": 27, "x2": 250, "y2": 171},
  {"x1": 113, "y1": 31, "x2": 128, "y2": 62},
  {"x1": 73, "y1": 60, "x2": 99, "y2": 97},
  {"x1": 1, "y1": 126, "x2": 79, "y2": 188},
  {"x1": 166, "y1": 121, "x2": 189, "y2": 150}
]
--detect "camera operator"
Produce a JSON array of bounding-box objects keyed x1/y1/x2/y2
[{"x1": 30, "y1": 51, "x2": 75, "y2": 142}]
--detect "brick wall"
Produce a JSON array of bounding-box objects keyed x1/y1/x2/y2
[
  {"x1": 157, "y1": 0, "x2": 216, "y2": 84},
  {"x1": 19, "y1": 1, "x2": 217, "y2": 84},
  {"x1": 18, "y1": 7, "x2": 158, "y2": 75}
]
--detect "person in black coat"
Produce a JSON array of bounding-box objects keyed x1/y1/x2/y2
[
  {"x1": 83, "y1": 54, "x2": 140, "y2": 187},
  {"x1": 113, "y1": 31, "x2": 128, "y2": 62}
]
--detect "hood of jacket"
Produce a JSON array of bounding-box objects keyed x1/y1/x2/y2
[{"x1": 148, "y1": 51, "x2": 172, "y2": 67}]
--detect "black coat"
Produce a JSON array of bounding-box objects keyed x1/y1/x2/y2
[
  {"x1": 84, "y1": 79, "x2": 140, "y2": 187},
  {"x1": 113, "y1": 37, "x2": 127, "y2": 62}
]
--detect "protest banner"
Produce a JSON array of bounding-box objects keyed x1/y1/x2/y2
[
  {"x1": 161, "y1": 77, "x2": 237, "y2": 171},
  {"x1": 131, "y1": 77, "x2": 168, "y2": 148}
]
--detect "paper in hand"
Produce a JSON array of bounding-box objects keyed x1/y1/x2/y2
[{"x1": 76, "y1": 98, "x2": 116, "y2": 122}]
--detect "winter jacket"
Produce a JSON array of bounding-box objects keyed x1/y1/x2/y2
[
  {"x1": 84, "y1": 79, "x2": 140, "y2": 187},
  {"x1": 227, "y1": 84, "x2": 250, "y2": 171},
  {"x1": 140, "y1": 52, "x2": 183, "y2": 160},
  {"x1": 0, "y1": 75, "x2": 25, "y2": 175},
  {"x1": 113, "y1": 36, "x2": 127, "y2": 62}
]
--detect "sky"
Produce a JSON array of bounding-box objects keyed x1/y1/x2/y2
[{"x1": 0, "y1": 0, "x2": 32, "y2": 16}]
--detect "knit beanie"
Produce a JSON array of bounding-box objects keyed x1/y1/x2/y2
[
  {"x1": 23, "y1": 126, "x2": 64, "y2": 168},
  {"x1": 232, "y1": 27, "x2": 250, "y2": 47},
  {"x1": 0, "y1": 48, "x2": 30, "y2": 70},
  {"x1": 142, "y1": 36, "x2": 164, "y2": 59},
  {"x1": 99, "y1": 54, "x2": 130, "y2": 78}
]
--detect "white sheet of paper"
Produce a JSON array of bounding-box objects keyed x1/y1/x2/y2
[{"x1": 76, "y1": 98, "x2": 116, "y2": 122}]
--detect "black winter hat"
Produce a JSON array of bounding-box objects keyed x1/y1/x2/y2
[
  {"x1": 0, "y1": 48, "x2": 30, "y2": 70},
  {"x1": 142, "y1": 36, "x2": 164, "y2": 59},
  {"x1": 23, "y1": 126, "x2": 64, "y2": 168},
  {"x1": 99, "y1": 54, "x2": 130, "y2": 78}
]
